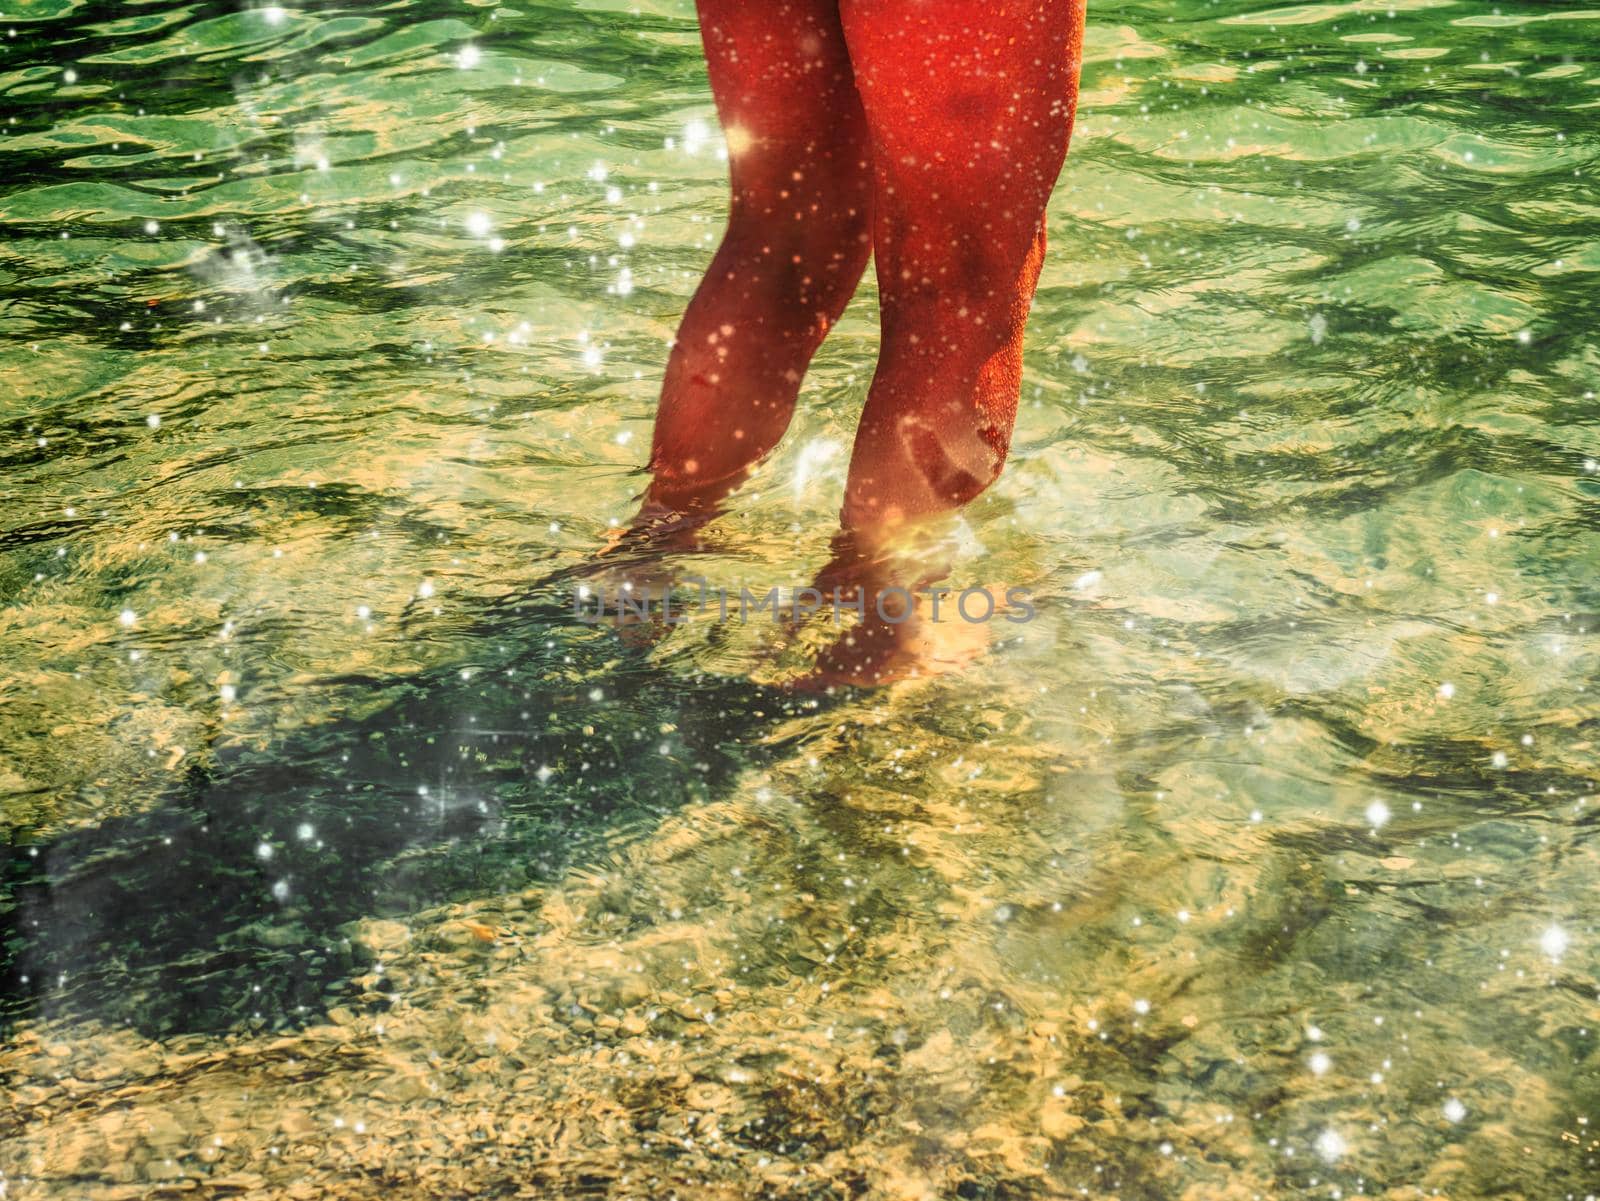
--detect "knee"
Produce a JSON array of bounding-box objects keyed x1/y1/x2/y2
[
  {"x1": 878, "y1": 285, "x2": 1016, "y2": 373},
  {"x1": 896, "y1": 216, "x2": 1039, "y2": 293},
  {"x1": 729, "y1": 157, "x2": 872, "y2": 242},
  {"x1": 729, "y1": 136, "x2": 871, "y2": 242},
  {"x1": 721, "y1": 201, "x2": 872, "y2": 310},
  {"x1": 878, "y1": 221, "x2": 1045, "y2": 353}
]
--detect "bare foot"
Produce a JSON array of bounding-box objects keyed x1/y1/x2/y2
[{"x1": 783, "y1": 531, "x2": 1010, "y2": 690}]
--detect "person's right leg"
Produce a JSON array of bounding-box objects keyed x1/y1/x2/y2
[{"x1": 642, "y1": 0, "x2": 874, "y2": 519}]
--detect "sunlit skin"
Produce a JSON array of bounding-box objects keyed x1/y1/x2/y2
[
  {"x1": 620, "y1": 0, "x2": 1085, "y2": 682},
  {"x1": 639, "y1": 0, "x2": 1085, "y2": 542}
]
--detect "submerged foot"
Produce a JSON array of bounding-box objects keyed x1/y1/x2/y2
[
  {"x1": 791, "y1": 584, "x2": 1004, "y2": 690},
  {"x1": 777, "y1": 529, "x2": 1011, "y2": 690}
]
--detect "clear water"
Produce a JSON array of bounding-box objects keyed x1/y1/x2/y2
[{"x1": 4, "y1": 0, "x2": 1599, "y2": 1196}]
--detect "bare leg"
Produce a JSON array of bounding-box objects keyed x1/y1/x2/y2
[
  {"x1": 641, "y1": 0, "x2": 875, "y2": 522},
  {"x1": 784, "y1": 0, "x2": 1082, "y2": 685},
  {"x1": 836, "y1": 0, "x2": 1085, "y2": 544}
]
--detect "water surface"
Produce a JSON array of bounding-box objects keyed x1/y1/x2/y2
[{"x1": 3, "y1": 0, "x2": 1599, "y2": 1197}]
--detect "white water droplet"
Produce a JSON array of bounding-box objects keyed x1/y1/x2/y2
[
  {"x1": 1540, "y1": 924, "x2": 1569, "y2": 960},
  {"x1": 1315, "y1": 1128, "x2": 1346, "y2": 1163}
]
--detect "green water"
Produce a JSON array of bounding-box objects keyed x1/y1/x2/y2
[{"x1": 3, "y1": 0, "x2": 1599, "y2": 1196}]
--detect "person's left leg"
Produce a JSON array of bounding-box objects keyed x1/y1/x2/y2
[{"x1": 641, "y1": 0, "x2": 874, "y2": 522}]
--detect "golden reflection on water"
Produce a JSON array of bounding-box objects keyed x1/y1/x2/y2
[
  {"x1": 4, "y1": 0, "x2": 1600, "y2": 1196},
  {"x1": 5, "y1": 666, "x2": 1597, "y2": 1197}
]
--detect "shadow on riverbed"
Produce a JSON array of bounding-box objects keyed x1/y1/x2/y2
[{"x1": 1, "y1": 583, "x2": 836, "y2": 1039}]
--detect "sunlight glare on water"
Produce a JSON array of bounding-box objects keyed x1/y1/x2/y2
[{"x1": 2, "y1": 0, "x2": 1599, "y2": 1197}]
